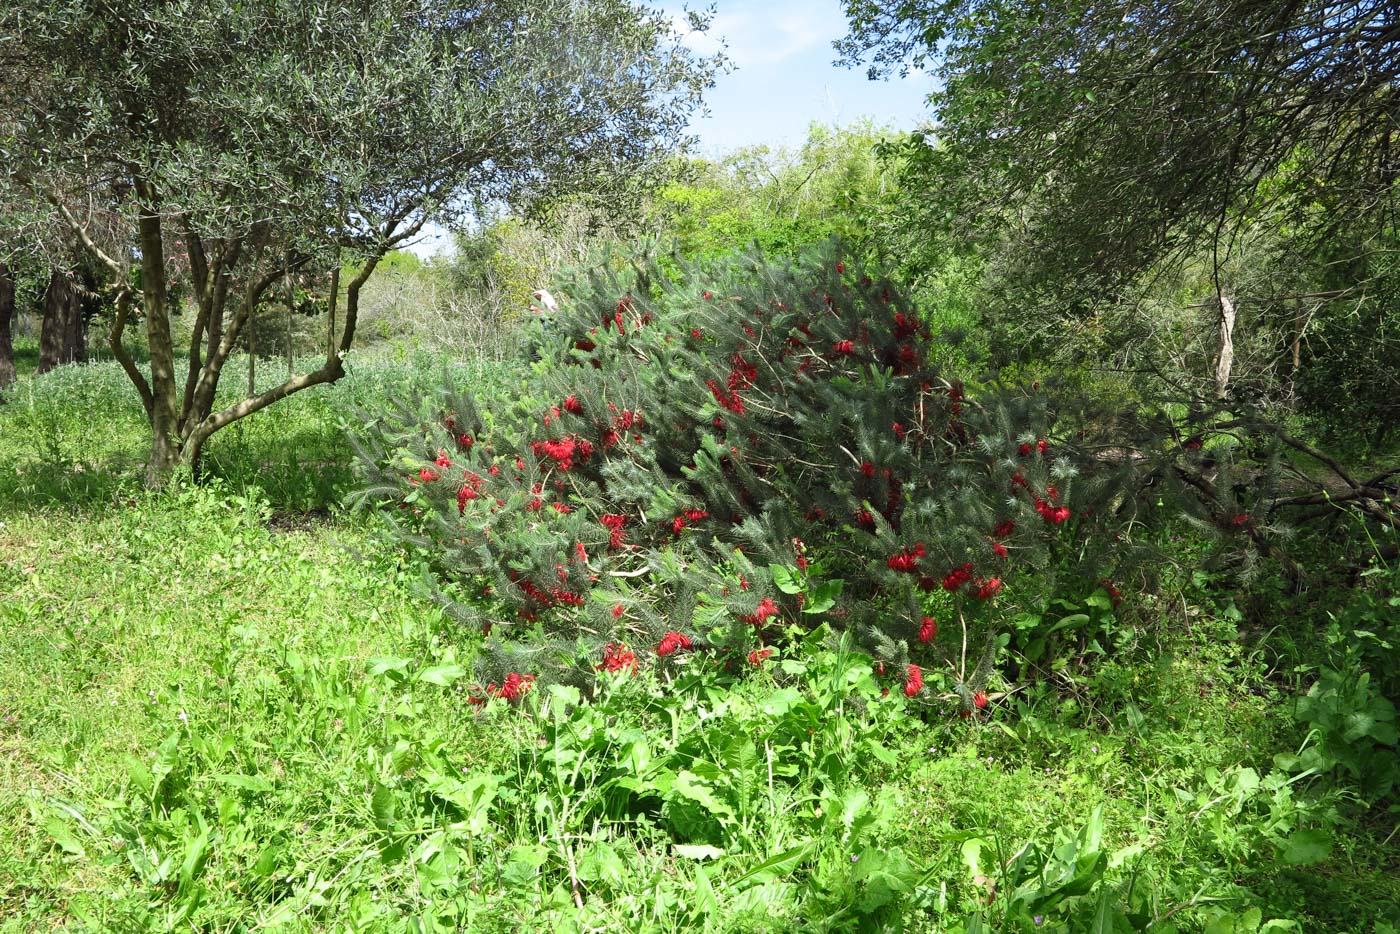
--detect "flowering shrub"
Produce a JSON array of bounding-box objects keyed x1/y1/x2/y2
[{"x1": 354, "y1": 244, "x2": 1147, "y2": 707}]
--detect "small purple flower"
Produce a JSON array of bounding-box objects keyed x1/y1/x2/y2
[
  {"x1": 850, "y1": 854, "x2": 859, "y2": 863},
  {"x1": 1033, "y1": 916, "x2": 1044, "y2": 926}
]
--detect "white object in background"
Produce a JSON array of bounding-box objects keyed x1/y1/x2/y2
[{"x1": 532, "y1": 289, "x2": 559, "y2": 313}]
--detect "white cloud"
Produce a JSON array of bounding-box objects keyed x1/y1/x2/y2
[{"x1": 673, "y1": 2, "x2": 834, "y2": 69}]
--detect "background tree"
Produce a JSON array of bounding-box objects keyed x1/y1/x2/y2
[
  {"x1": 0, "y1": 260, "x2": 13, "y2": 388},
  {"x1": 838, "y1": 0, "x2": 1400, "y2": 425},
  {"x1": 1, "y1": 0, "x2": 718, "y2": 485}
]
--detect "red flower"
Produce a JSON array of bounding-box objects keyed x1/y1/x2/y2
[
  {"x1": 691, "y1": 328, "x2": 703, "y2": 339},
  {"x1": 854, "y1": 508, "x2": 876, "y2": 529},
  {"x1": 887, "y1": 542, "x2": 926, "y2": 573},
  {"x1": 684, "y1": 508, "x2": 709, "y2": 522},
  {"x1": 600, "y1": 513, "x2": 627, "y2": 549},
  {"x1": 1036, "y1": 439, "x2": 1049, "y2": 455},
  {"x1": 991, "y1": 541, "x2": 1008, "y2": 559},
  {"x1": 941, "y1": 562, "x2": 975, "y2": 592},
  {"x1": 918, "y1": 617, "x2": 938, "y2": 643},
  {"x1": 892, "y1": 422, "x2": 907, "y2": 440},
  {"x1": 1100, "y1": 578, "x2": 1123, "y2": 607},
  {"x1": 974, "y1": 577, "x2": 1003, "y2": 599},
  {"x1": 860, "y1": 461, "x2": 876, "y2": 478},
  {"x1": 434, "y1": 451, "x2": 452, "y2": 468},
  {"x1": 748, "y1": 648, "x2": 773, "y2": 667},
  {"x1": 551, "y1": 502, "x2": 571, "y2": 514},
  {"x1": 1018, "y1": 442, "x2": 1032, "y2": 457},
  {"x1": 419, "y1": 468, "x2": 440, "y2": 483},
  {"x1": 656, "y1": 632, "x2": 692, "y2": 657},
  {"x1": 488, "y1": 464, "x2": 501, "y2": 476},
  {"x1": 833, "y1": 339, "x2": 855, "y2": 355},
  {"x1": 836, "y1": 261, "x2": 845, "y2": 274},
  {"x1": 904, "y1": 664, "x2": 924, "y2": 697},
  {"x1": 1184, "y1": 435, "x2": 1203, "y2": 450},
  {"x1": 993, "y1": 519, "x2": 1016, "y2": 538},
  {"x1": 740, "y1": 597, "x2": 780, "y2": 626},
  {"x1": 973, "y1": 691, "x2": 988, "y2": 710},
  {"x1": 597, "y1": 643, "x2": 637, "y2": 674},
  {"x1": 457, "y1": 433, "x2": 474, "y2": 450},
  {"x1": 1230, "y1": 513, "x2": 1251, "y2": 528},
  {"x1": 457, "y1": 485, "x2": 480, "y2": 513},
  {"x1": 471, "y1": 672, "x2": 535, "y2": 705},
  {"x1": 702, "y1": 291, "x2": 712, "y2": 300},
  {"x1": 563, "y1": 395, "x2": 584, "y2": 415}
]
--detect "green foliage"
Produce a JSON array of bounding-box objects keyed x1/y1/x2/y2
[
  {"x1": 4, "y1": 381, "x2": 1400, "y2": 930},
  {"x1": 354, "y1": 243, "x2": 1162, "y2": 702}
]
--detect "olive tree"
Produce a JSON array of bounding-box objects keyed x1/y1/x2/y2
[{"x1": 1, "y1": 0, "x2": 718, "y2": 484}]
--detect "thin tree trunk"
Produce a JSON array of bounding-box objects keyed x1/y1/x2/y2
[
  {"x1": 1214, "y1": 294, "x2": 1236, "y2": 399},
  {"x1": 326, "y1": 267, "x2": 338, "y2": 363},
  {"x1": 0, "y1": 261, "x2": 15, "y2": 388},
  {"x1": 136, "y1": 188, "x2": 182, "y2": 486}
]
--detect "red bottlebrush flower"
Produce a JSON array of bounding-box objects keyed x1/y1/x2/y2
[
  {"x1": 551, "y1": 502, "x2": 571, "y2": 514},
  {"x1": 740, "y1": 597, "x2": 780, "y2": 626},
  {"x1": 597, "y1": 643, "x2": 637, "y2": 674},
  {"x1": 656, "y1": 631, "x2": 692, "y2": 657},
  {"x1": 974, "y1": 577, "x2": 1003, "y2": 599},
  {"x1": 874, "y1": 661, "x2": 886, "y2": 676},
  {"x1": 684, "y1": 508, "x2": 709, "y2": 523},
  {"x1": 691, "y1": 327, "x2": 703, "y2": 340},
  {"x1": 739, "y1": 575, "x2": 751, "y2": 591},
  {"x1": 702, "y1": 291, "x2": 712, "y2": 300},
  {"x1": 796, "y1": 555, "x2": 809, "y2": 572},
  {"x1": 1036, "y1": 439, "x2": 1049, "y2": 454},
  {"x1": 887, "y1": 543, "x2": 925, "y2": 573},
  {"x1": 892, "y1": 422, "x2": 907, "y2": 440},
  {"x1": 893, "y1": 312, "x2": 918, "y2": 340},
  {"x1": 457, "y1": 485, "x2": 479, "y2": 513},
  {"x1": 748, "y1": 647, "x2": 773, "y2": 667},
  {"x1": 854, "y1": 508, "x2": 876, "y2": 529},
  {"x1": 904, "y1": 664, "x2": 924, "y2": 697},
  {"x1": 514, "y1": 457, "x2": 525, "y2": 471},
  {"x1": 477, "y1": 672, "x2": 535, "y2": 703},
  {"x1": 457, "y1": 433, "x2": 474, "y2": 450},
  {"x1": 836, "y1": 261, "x2": 845, "y2": 274},
  {"x1": 1011, "y1": 472, "x2": 1029, "y2": 489},
  {"x1": 488, "y1": 463, "x2": 500, "y2": 476},
  {"x1": 600, "y1": 513, "x2": 627, "y2": 549},
  {"x1": 1230, "y1": 513, "x2": 1251, "y2": 528},
  {"x1": 1184, "y1": 435, "x2": 1203, "y2": 450},
  {"x1": 991, "y1": 541, "x2": 1008, "y2": 559},
  {"x1": 526, "y1": 497, "x2": 543, "y2": 512},
  {"x1": 672, "y1": 515, "x2": 687, "y2": 535},
  {"x1": 434, "y1": 451, "x2": 452, "y2": 468},
  {"x1": 942, "y1": 562, "x2": 975, "y2": 592},
  {"x1": 1100, "y1": 578, "x2": 1123, "y2": 607},
  {"x1": 1048, "y1": 506, "x2": 1071, "y2": 524},
  {"x1": 1018, "y1": 442, "x2": 1032, "y2": 457},
  {"x1": 563, "y1": 395, "x2": 583, "y2": 415},
  {"x1": 419, "y1": 467, "x2": 440, "y2": 483},
  {"x1": 860, "y1": 461, "x2": 876, "y2": 479},
  {"x1": 833, "y1": 339, "x2": 855, "y2": 355},
  {"x1": 918, "y1": 617, "x2": 938, "y2": 643},
  {"x1": 973, "y1": 691, "x2": 988, "y2": 710},
  {"x1": 575, "y1": 542, "x2": 588, "y2": 563},
  {"x1": 1045, "y1": 484, "x2": 1059, "y2": 503},
  {"x1": 993, "y1": 519, "x2": 1016, "y2": 538},
  {"x1": 610, "y1": 604, "x2": 624, "y2": 620}
]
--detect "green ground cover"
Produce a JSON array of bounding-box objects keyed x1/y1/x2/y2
[{"x1": 1, "y1": 357, "x2": 1396, "y2": 932}]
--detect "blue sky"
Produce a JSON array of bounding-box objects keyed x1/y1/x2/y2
[
  {"x1": 671, "y1": 0, "x2": 935, "y2": 153},
  {"x1": 409, "y1": 1, "x2": 933, "y2": 255}
]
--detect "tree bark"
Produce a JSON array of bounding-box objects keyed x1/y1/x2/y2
[
  {"x1": 1214, "y1": 294, "x2": 1236, "y2": 399},
  {"x1": 37, "y1": 270, "x2": 85, "y2": 373},
  {"x1": 136, "y1": 185, "x2": 182, "y2": 487},
  {"x1": 0, "y1": 262, "x2": 15, "y2": 388}
]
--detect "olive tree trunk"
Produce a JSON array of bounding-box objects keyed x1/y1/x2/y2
[
  {"x1": 37, "y1": 269, "x2": 85, "y2": 373},
  {"x1": 0, "y1": 261, "x2": 15, "y2": 388}
]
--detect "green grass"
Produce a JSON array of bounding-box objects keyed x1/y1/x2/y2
[{"x1": 1, "y1": 358, "x2": 1397, "y2": 932}]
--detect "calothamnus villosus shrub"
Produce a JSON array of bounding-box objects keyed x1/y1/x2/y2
[{"x1": 354, "y1": 244, "x2": 1162, "y2": 712}]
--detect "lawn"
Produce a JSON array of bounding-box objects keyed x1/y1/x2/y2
[{"x1": 1, "y1": 356, "x2": 1396, "y2": 932}]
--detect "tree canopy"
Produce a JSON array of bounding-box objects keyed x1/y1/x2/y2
[{"x1": 1, "y1": 0, "x2": 718, "y2": 482}]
